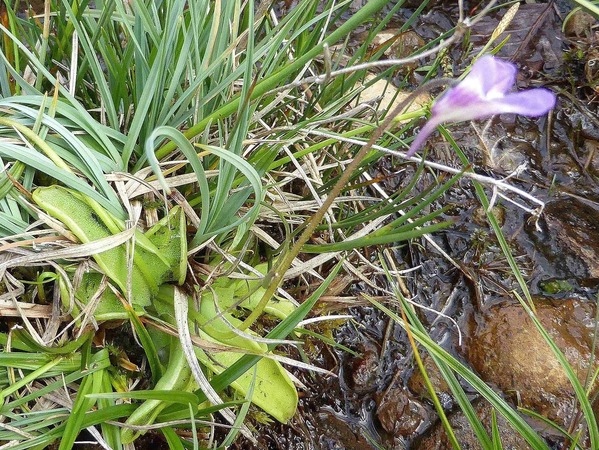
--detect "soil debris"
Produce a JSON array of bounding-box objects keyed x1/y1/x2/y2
[{"x1": 412, "y1": 401, "x2": 534, "y2": 450}]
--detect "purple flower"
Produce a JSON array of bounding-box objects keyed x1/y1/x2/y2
[{"x1": 407, "y1": 55, "x2": 556, "y2": 156}]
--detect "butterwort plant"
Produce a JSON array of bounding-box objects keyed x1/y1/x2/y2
[{"x1": 407, "y1": 55, "x2": 557, "y2": 156}]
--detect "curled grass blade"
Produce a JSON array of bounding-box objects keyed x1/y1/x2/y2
[
  {"x1": 144, "y1": 126, "x2": 211, "y2": 237},
  {"x1": 196, "y1": 144, "x2": 263, "y2": 242}
]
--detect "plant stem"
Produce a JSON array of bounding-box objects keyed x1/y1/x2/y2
[{"x1": 240, "y1": 77, "x2": 452, "y2": 331}]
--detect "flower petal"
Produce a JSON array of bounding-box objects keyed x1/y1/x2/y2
[
  {"x1": 484, "y1": 88, "x2": 557, "y2": 117},
  {"x1": 431, "y1": 87, "x2": 556, "y2": 124},
  {"x1": 464, "y1": 55, "x2": 517, "y2": 98},
  {"x1": 431, "y1": 87, "x2": 488, "y2": 122},
  {"x1": 429, "y1": 57, "x2": 519, "y2": 122}
]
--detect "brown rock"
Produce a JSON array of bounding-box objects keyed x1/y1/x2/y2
[
  {"x1": 348, "y1": 342, "x2": 379, "y2": 394},
  {"x1": 407, "y1": 353, "x2": 451, "y2": 404},
  {"x1": 376, "y1": 388, "x2": 428, "y2": 436},
  {"x1": 315, "y1": 410, "x2": 380, "y2": 450},
  {"x1": 564, "y1": 10, "x2": 597, "y2": 38},
  {"x1": 466, "y1": 298, "x2": 599, "y2": 426}
]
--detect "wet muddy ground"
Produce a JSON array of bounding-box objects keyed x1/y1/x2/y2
[{"x1": 246, "y1": 1, "x2": 599, "y2": 449}]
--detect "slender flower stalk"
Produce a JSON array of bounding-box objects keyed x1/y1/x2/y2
[
  {"x1": 240, "y1": 79, "x2": 451, "y2": 331},
  {"x1": 407, "y1": 55, "x2": 557, "y2": 156},
  {"x1": 243, "y1": 56, "x2": 557, "y2": 331}
]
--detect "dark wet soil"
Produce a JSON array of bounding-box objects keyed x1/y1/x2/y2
[
  {"x1": 413, "y1": 401, "x2": 534, "y2": 450},
  {"x1": 527, "y1": 198, "x2": 599, "y2": 281}
]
